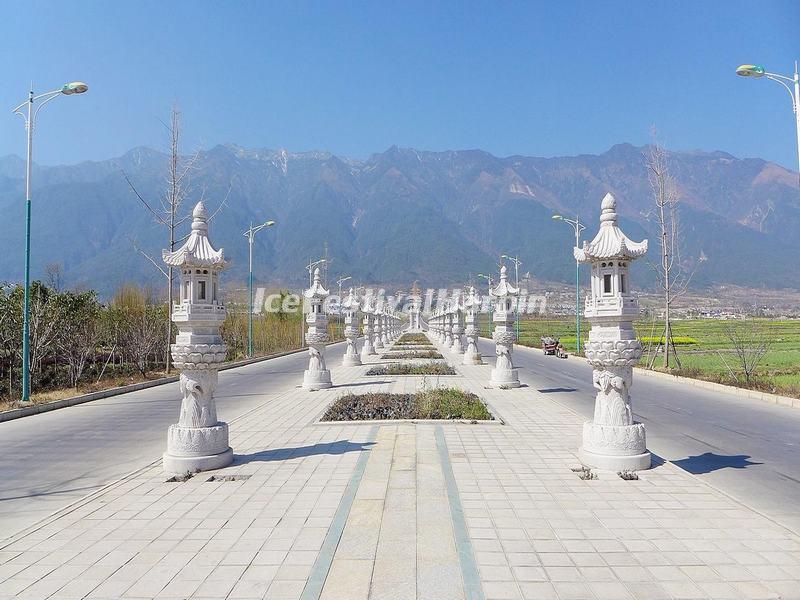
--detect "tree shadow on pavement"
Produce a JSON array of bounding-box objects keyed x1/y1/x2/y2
[
  {"x1": 233, "y1": 440, "x2": 375, "y2": 465},
  {"x1": 538, "y1": 388, "x2": 577, "y2": 393},
  {"x1": 672, "y1": 452, "x2": 762, "y2": 474},
  {"x1": 333, "y1": 381, "x2": 393, "y2": 388}
]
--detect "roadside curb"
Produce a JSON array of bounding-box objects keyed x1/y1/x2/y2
[
  {"x1": 633, "y1": 366, "x2": 800, "y2": 409},
  {"x1": 506, "y1": 339, "x2": 800, "y2": 410},
  {"x1": 0, "y1": 346, "x2": 310, "y2": 424}
]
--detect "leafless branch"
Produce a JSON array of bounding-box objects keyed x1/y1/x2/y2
[
  {"x1": 129, "y1": 236, "x2": 169, "y2": 279},
  {"x1": 122, "y1": 170, "x2": 168, "y2": 227}
]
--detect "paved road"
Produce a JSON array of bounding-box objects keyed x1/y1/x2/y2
[
  {"x1": 0, "y1": 342, "x2": 345, "y2": 539},
  {"x1": 475, "y1": 338, "x2": 800, "y2": 532}
]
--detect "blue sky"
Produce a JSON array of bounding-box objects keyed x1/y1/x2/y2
[{"x1": 0, "y1": 1, "x2": 798, "y2": 168}]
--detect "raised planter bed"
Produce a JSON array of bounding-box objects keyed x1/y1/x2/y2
[
  {"x1": 395, "y1": 333, "x2": 431, "y2": 345},
  {"x1": 366, "y1": 363, "x2": 457, "y2": 376},
  {"x1": 321, "y1": 388, "x2": 493, "y2": 421},
  {"x1": 381, "y1": 350, "x2": 444, "y2": 360}
]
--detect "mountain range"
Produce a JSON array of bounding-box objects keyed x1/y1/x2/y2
[{"x1": 0, "y1": 142, "x2": 798, "y2": 297}]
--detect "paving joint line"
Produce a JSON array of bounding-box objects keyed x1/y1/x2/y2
[
  {"x1": 434, "y1": 424, "x2": 485, "y2": 600},
  {"x1": 301, "y1": 424, "x2": 379, "y2": 600}
]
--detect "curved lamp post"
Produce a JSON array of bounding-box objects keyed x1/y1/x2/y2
[
  {"x1": 552, "y1": 214, "x2": 586, "y2": 354},
  {"x1": 243, "y1": 220, "x2": 276, "y2": 357},
  {"x1": 736, "y1": 62, "x2": 800, "y2": 177},
  {"x1": 12, "y1": 81, "x2": 88, "y2": 402}
]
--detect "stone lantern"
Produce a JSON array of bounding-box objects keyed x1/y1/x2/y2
[
  {"x1": 443, "y1": 302, "x2": 453, "y2": 348},
  {"x1": 162, "y1": 202, "x2": 232, "y2": 474},
  {"x1": 381, "y1": 310, "x2": 391, "y2": 346},
  {"x1": 302, "y1": 268, "x2": 332, "y2": 390},
  {"x1": 462, "y1": 286, "x2": 482, "y2": 365},
  {"x1": 373, "y1": 307, "x2": 384, "y2": 351},
  {"x1": 576, "y1": 192, "x2": 650, "y2": 471},
  {"x1": 360, "y1": 292, "x2": 375, "y2": 361},
  {"x1": 409, "y1": 281, "x2": 422, "y2": 331},
  {"x1": 341, "y1": 287, "x2": 361, "y2": 367},
  {"x1": 450, "y1": 292, "x2": 465, "y2": 355},
  {"x1": 489, "y1": 265, "x2": 520, "y2": 388}
]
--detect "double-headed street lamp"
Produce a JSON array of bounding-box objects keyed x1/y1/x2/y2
[
  {"x1": 12, "y1": 81, "x2": 89, "y2": 402},
  {"x1": 736, "y1": 62, "x2": 800, "y2": 177},
  {"x1": 552, "y1": 214, "x2": 586, "y2": 354},
  {"x1": 243, "y1": 220, "x2": 276, "y2": 358},
  {"x1": 501, "y1": 254, "x2": 522, "y2": 340}
]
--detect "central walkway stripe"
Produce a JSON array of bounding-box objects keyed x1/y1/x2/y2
[
  {"x1": 302, "y1": 424, "x2": 379, "y2": 600},
  {"x1": 435, "y1": 425, "x2": 485, "y2": 600}
]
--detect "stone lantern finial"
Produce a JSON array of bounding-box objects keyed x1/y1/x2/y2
[{"x1": 577, "y1": 192, "x2": 651, "y2": 471}]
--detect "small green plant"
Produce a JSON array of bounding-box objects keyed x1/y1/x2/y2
[{"x1": 572, "y1": 466, "x2": 597, "y2": 480}]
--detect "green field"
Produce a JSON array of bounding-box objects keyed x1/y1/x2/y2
[{"x1": 477, "y1": 315, "x2": 800, "y2": 397}]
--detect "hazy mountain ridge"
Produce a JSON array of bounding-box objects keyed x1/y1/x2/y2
[{"x1": 0, "y1": 143, "x2": 797, "y2": 296}]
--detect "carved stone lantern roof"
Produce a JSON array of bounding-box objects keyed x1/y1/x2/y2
[
  {"x1": 574, "y1": 193, "x2": 647, "y2": 263},
  {"x1": 361, "y1": 293, "x2": 375, "y2": 314},
  {"x1": 464, "y1": 286, "x2": 479, "y2": 309},
  {"x1": 490, "y1": 265, "x2": 518, "y2": 298},
  {"x1": 303, "y1": 268, "x2": 329, "y2": 299},
  {"x1": 342, "y1": 287, "x2": 359, "y2": 311},
  {"x1": 162, "y1": 202, "x2": 227, "y2": 269}
]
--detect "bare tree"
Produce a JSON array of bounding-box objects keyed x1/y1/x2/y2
[
  {"x1": 109, "y1": 285, "x2": 167, "y2": 377},
  {"x1": 718, "y1": 318, "x2": 772, "y2": 385},
  {"x1": 123, "y1": 108, "x2": 198, "y2": 374},
  {"x1": 54, "y1": 291, "x2": 101, "y2": 388},
  {"x1": 645, "y1": 142, "x2": 698, "y2": 370},
  {"x1": 45, "y1": 262, "x2": 63, "y2": 292}
]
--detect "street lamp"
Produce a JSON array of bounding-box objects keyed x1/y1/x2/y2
[
  {"x1": 552, "y1": 214, "x2": 586, "y2": 354},
  {"x1": 477, "y1": 273, "x2": 494, "y2": 337},
  {"x1": 736, "y1": 62, "x2": 800, "y2": 176},
  {"x1": 501, "y1": 254, "x2": 522, "y2": 340},
  {"x1": 12, "y1": 81, "x2": 89, "y2": 402},
  {"x1": 243, "y1": 219, "x2": 276, "y2": 358}
]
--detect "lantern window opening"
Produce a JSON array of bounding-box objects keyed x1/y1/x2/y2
[
  {"x1": 603, "y1": 273, "x2": 613, "y2": 295},
  {"x1": 619, "y1": 273, "x2": 626, "y2": 294},
  {"x1": 198, "y1": 280, "x2": 207, "y2": 301}
]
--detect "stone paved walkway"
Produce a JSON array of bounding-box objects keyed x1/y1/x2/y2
[{"x1": 0, "y1": 334, "x2": 798, "y2": 599}]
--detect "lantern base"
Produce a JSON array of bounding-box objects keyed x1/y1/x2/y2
[
  {"x1": 303, "y1": 369, "x2": 332, "y2": 390},
  {"x1": 579, "y1": 421, "x2": 651, "y2": 471},
  {"x1": 579, "y1": 447, "x2": 651, "y2": 472},
  {"x1": 463, "y1": 350, "x2": 482, "y2": 365},
  {"x1": 489, "y1": 367, "x2": 520, "y2": 388},
  {"x1": 342, "y1": 354, "x2": 362, "y2": 367},
  {"x1": 163, "y1": 447, "x2": 233, "y2": 476}
]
